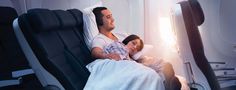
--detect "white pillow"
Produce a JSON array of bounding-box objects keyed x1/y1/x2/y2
[
  {"x1": 82, "y1": 1, "x2": 102, "y2": 49},
  {"x1": 132, "y1": 44, "x2": 154, "y2": 60}
]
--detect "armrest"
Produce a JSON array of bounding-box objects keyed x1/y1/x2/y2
[
  {"x1": 0, "y1": 78, "x2": 21, "y2": 87},
  {"x1": 12, "y1": 69, "x2": 34, "y2": 78},
  {"x1": 0, "y1": 69, "x2": 34, "y2": 87}
]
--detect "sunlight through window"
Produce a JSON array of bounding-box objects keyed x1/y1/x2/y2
[{"x1": 159, "y1": 17, "x2": 177, "y2": 52}]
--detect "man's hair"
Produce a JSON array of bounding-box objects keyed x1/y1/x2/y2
[
  {"x1": 122, "y1": 34, "x2": 144, "y2": 51},
  {"x1": 93, "y1": 7, "x2": 107, "y2": 27}
]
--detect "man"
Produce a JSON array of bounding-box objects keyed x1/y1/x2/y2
[{"x1": 91, "y1": 7, "x2": 124, "y2": 60}]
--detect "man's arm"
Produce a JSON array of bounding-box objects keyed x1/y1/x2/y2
[{"x1": 91, "y1": 47, "x2": 121, "y2": 60}]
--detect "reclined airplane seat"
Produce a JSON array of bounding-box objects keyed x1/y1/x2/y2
[
  {"x1": 0, "y1": 6, "x2": 42, "y2": 89},
  {"x1": 66, "y1": 9, "x2": 95, "y2": 65},
  {"x1": 53, "y1": 9, "x2": 94, "y2": 65},
  {"x1": 172, "y1": 0, "x2": 220, "y2": 90},
  {"x1": 52, "y1": 9, "x2": 92, "y2": 88},
  {"x1": 13, "y1": 8, "x2": 91, "y2": 90}
]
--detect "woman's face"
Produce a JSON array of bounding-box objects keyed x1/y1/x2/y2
[{"x1": 126, "y1": 39, "x2": 142, "y2": 56}]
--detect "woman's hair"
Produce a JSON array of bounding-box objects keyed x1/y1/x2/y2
[
  {"x1": 93, "y1": 7, "x2": 107, "y2": 27},
  {"x1": 122, "y1": 34, "x2": 144, "y2": 51}
]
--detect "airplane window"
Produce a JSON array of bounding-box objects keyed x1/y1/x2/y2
[{"x1": 159, "y1": 17, "x2": 178, "y2": 52}]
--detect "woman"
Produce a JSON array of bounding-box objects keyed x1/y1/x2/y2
[{"x1": 104, "y1": 34, "x2": 143, "y2": 60}]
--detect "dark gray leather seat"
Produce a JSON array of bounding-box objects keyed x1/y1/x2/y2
[
  {"x1": 179, "y1": 0, "x2": 220, "y2": 89},
  {"x1": 15, "y1": 8, "x2": 92, "y2": 90},
  {"x1": 0, "y1": 6, "x2": 42, "y2": 90}
]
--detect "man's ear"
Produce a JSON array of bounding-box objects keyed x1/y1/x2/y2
[{"x1": 97, "y1": 17, "x2": 103, "y2": 26}]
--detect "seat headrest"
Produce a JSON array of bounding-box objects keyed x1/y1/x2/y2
[
  {"x1": 189, "y1": 0, "x2": 205, "y2": 26},
  {"x1": 67, "y1": 9, "x2": 83, "y2": 26},
  {"x1": 27, "y1": 9, "x2": 60, "y2": 33},
  {"x1": 0, "y1": 7, "x2": 18, "y2": 24},
  {"x1": 53, "y1": 10, "x2": 77, "y2": 29}
]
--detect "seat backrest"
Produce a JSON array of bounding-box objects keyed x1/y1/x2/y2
[
  {"x1": 16, "y1": 8, "x2": 90, "y2": 90},
  {"x1": 0, "y1": 6, "x2": 43, "y2": 89},
  {"x1": 67, "y1": 9, "x2": 95, "y2": 64},
  {"x1": 0, "y1": 6, "x2": 30, "y2": 74},
  {"x1": 53, "y1": 9, "x2": 94, "y2": 65},
  {"x1": 177, "y1": 0, "x2": 220, "y2": 89}
]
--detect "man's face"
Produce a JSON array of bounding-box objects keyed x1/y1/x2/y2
[{"x1": 101, "y1": 9, "x2": 115, "y2": 31}]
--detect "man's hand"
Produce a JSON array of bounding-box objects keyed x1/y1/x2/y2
[
  {"x1": 105, "y1": 53, "x2": 121, "y2": 61},
  {"x1": 91, "y1": 47, "x2": 121, "y2": 61}
]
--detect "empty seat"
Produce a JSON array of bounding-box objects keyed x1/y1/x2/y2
[
  {"x1": 14, "y1": 8, "x2": 92, "y2": 90},
  {"x1": 0, "y1": 6, "x2": 42, "y2": 89},
  {"x1": 173, "y1": 0, "x2": 220, "y2": 90},
  {"x1": 0, "y1": 6, "x2": 27, "y2": 75}
]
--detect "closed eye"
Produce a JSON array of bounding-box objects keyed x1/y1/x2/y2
[
  {"x1": 106, "y1": 14, "x2": 112, "y2": 19},
  {"x1": 132, "y1": 41, "x2": 137, "y2": 45}
]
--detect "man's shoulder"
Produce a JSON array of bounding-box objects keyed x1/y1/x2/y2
[
  {"x1": 92, "y1": 33, "x2": 110, "y2": 46},
  {"x1": 94, "y1": 33, "x2": 103, "y2": 38},
  {"x1": 93, "y1": 33, "x2": 106, "y2": 40}
]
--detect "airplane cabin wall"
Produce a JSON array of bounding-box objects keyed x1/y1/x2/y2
[
  {"x1": 25, "y1": 0, "x2": 70, "y2": 10},
  {"x1": 197, "y1": 0, "x2": 221, "y2": 62},
  {"x1": 219, "y1": 0, "x2": 236, "y2": 64},
  {"x1": 25, "y1": 0, "x2": 102, "y2": 11},
  {"x1": 101, "y1": 0, "x2": 130, "y2": 37},
  {"x1": 198, "y1": 0, "x2": 236, "y2": 66},
  {"x1": 25, "y1": 0, "x2": 103, "y2": 11},
  {"x1": 0, "y1": 0, "x2": 27, "y2": 15},
  {"x1": 102, "y1": 0, "x2": 145, "y2": 39},
  {"x1": 0, "y1": 0, "x2": 103, "y2": 14}
]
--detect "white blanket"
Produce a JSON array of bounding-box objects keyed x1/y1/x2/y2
[{"x1": 84, "y1": 59, "x2": 165, "y2": 90}]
